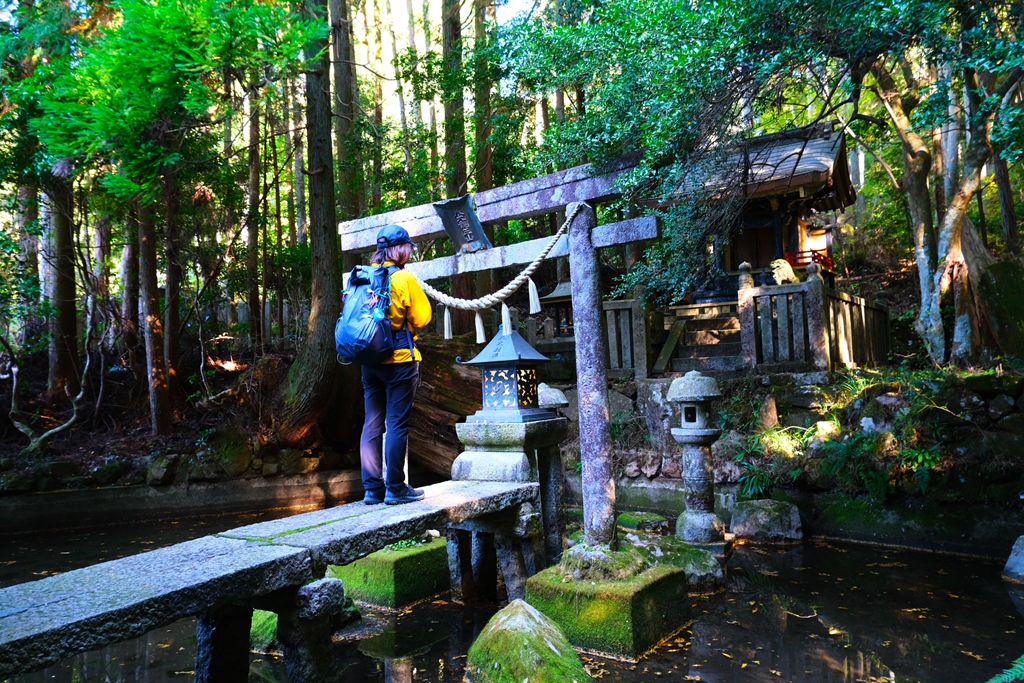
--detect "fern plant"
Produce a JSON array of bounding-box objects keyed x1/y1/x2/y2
[{"x1": 986, "y1": 653, "x2": 1024, "y2": 683}]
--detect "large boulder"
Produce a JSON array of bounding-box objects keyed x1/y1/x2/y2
[
  {"x1": 1004, "y1": 535, "x2": 1024, "y2": 584},
  {"x1": 730, "y1": 499, "x2": 803, "y2": 542},
  {"x1": 464, "y1": 599, "x2": 591, "y2": 683}
]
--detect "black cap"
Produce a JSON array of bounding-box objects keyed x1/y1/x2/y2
[{"x1": 376, "y1": 224, "x2": 411, "y2": 249}]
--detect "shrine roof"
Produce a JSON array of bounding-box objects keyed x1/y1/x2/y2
[{"x1": 687, "y1": 121, "x2": 856, "y2": 211}]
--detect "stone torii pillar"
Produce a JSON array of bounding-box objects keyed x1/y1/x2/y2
[{"x1": 567, "y1": 202, "x2": 616, "y2": 547}]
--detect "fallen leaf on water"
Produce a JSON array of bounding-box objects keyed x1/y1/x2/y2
[
  {"x1": 961, "y1": 651, "x2": 984, "y2": 661},
  {"x1": 721, "y1": 652, "x2": 732, "y2": 659}
]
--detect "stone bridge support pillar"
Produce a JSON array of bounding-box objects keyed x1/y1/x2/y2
[
  {"x1": 450, "y1": 418, "x2": 566, "y2": 601},
  {"x1": 251, "y1": 578, "x2": 351, "y2": 683},
  {"x1": 194, "y1": 603, "x2": 254, "y2": 683}
]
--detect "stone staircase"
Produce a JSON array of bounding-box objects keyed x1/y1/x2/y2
[
  {"x1": 654, "y1": 306, "x2": 746, "y2": 377},
  {"x1": 671, "y1": 315, "x2": 744, "y2": 376}
]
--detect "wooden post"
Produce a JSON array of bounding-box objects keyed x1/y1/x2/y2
[{"x1": 567, "y1": 202, "x2": 616, "y2": 547}]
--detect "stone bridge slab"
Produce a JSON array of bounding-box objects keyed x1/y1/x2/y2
[
  {"x1": 0, "y1": 480, "x2": 538, "y2": 677},
  {"x1": 0, "y1": 535, "x2": 312, "y2": 676},
  {"x1": 220, "y1": 480, "x2": 539, "y2": 567}
]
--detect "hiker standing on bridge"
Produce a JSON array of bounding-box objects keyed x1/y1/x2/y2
[{"x1": 360, "y1": 225, "x2": 433, "y2": 505}]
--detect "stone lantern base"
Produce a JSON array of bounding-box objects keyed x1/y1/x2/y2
[{"x1": 676, "y1": 510, "x2": 730, "y2": 558}]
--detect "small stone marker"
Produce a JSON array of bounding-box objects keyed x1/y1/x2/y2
[{"x1": 463, "y1": 599, "x2": 592, "y2": 683}]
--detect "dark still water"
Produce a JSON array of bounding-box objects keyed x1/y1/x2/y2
[{"x1": 2, "y1": 517, "x2": 1022, "y2": 682}]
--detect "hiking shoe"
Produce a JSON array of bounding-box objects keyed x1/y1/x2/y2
[
  {"x1": 384, "y1": 486, "x2": 425, "y2": 505},
  {"x1": 363, "y1": 489, "x2": 385, "y2": 505}
]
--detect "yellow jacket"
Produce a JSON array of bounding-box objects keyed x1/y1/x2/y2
[{"x1": 382, "y1": 261, "x2": 432, "y2": 363}]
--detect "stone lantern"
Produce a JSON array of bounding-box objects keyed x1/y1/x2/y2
[
  {"x1": 462, "y1": 326, "x2": 555, "y2": 424},
  {"x1": 452, "y1": 326, "x2": 569, "y2": 567},
  {"x1": 667, "y1": 370, "x2": 726, "y2": 547}
]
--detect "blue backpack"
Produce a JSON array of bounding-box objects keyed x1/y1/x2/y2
[{"x1": 335, "y1": 264, "x2": 414, "y2": 365}]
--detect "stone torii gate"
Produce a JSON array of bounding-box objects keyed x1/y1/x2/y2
[{"x1": 340, "y1": 160, "x2": 659, "y2": 552}]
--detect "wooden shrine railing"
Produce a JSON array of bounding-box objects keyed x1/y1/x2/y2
[
  {"x1": 737, "y1": 264, "x2": 889, "y2": 372},
  {"x1": 522, "y1": 299, "x2": 651, "y2": 379}
]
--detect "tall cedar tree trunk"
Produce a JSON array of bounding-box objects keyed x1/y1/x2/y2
[
  {"x1": 16, "y1": 184, "x2": 43, "y2": 349},
  {"x1": 385, "y1": 0, "x2": 412, "y2": 173},
  {"x1": 330, "y1": 0, "x2": 360, "y2": 225},
  {"x1": 443, "y1": 0, "x2": 473, "y2": 334},
  {"x1": 261, "y1": 112, "x2": 271, "y2": 346},
  {"x1": 272, "y1": 99, "x2": 285, "y2": 350},
  {"x1": 993, "y1": 152, "x2": 1019, "y2": 254},
  {"x1": 120, "y1": 212, "x2": 140, "y2": 365},
  {"x1": 162, "y1": 169, "x2": 182, "y2": 392},
  {"x1": 271, "y1": 0, "x2": 341, "y2": 449},
  {"x1": 405, "y1": 0, "x2": 422, "y2": 126},
  {"x1": 46, "y1": 180, "x2": 78, "y2": 398},
  {"x1": 138, "y1": 203, "x2": 172, "y2": 435},
  {"x1": 473, "y1": 0, "x2": 494, "y2": 296},
  {"x1": 285, "y1": 82, "x2": 297, "y2": 247},
  {"x1": 424, "y1": 0, "x2": 439, "y2": 187},
  {"x1": 246, "y1": 84, "x2": 263, "y2": 351},
  {"x1": 371, "y1": 0, "x2": 384, "y2": 209},
  {"x1": 292, "y1": 78, "x2": 307, "y2": 246}
]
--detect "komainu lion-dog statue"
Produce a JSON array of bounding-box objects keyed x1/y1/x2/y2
[{"x1": 769, "y1": 258, "x2": 800, "y2": 285}]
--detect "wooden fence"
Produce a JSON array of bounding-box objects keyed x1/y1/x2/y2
[
  {"x1": 738, "y1": 265, "x2": 888, "y2": 371},
  {"x1": 524, "y1": 299, "x2": 650, "y2": 379}
]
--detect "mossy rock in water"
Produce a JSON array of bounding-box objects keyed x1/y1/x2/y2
[
  {"x1": 621, "y1": 531, "x2": 723, "y2": 591},
  {"x1": 464, "y1": 599, "x2": 591, "y2": 683},
  {"x1": 525, "y1": 563, "x2": 689, "y2": 659},
  {"x1": 327, "y1": 536, "x2": 447, "y2": 608},
  {"x1": 730, "y1": 499, "x2": 802, "y2": 542}
]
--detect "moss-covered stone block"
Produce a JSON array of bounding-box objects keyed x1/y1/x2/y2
[
  {"x1": 623, "y1": 532, "x2": 723, "y2": 591},
  {"x1": 525, "y1": 564, "x2": 689, "y2": 659},
  {"x1": 616, "y1": 511, "x2": 668, "y2": 534},
  {"x1": 250, "y1": 609, "x2": 280, "y2": 654},
  {"x1": 464, "y1": 600, "x2": 592, "y2": 683},
  {"x1": 327, "y1": 537, "x2": 448, "y2": 608}
]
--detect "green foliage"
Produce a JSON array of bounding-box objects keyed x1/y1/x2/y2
[
  {"x1": 737, "y1": 461, "x2": 773, "y2": 498},
  {"x1": 821, "y1": 434, "x2": 891, "y2": 501},
  {"x1": 34, "y1": 0, "x2": 320, "y2": 201},
  {"x1": 986, "y1": 653, "x2": 1024, "y2": 683}
]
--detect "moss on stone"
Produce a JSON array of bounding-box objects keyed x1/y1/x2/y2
[
  {"x1": 979, "y1": 261, "x2": 1024, "y2": 357},
  {"x1": 250, "y1": 609, "x2": 279, "y2": 654},
  {"x1": 464, "y1": 600, "x2": 592, "y2": 683},
  {"x1": 616, "y1": 511, "x2": 667, "y2": 533},
  {"x1": 623, "y1": 532, "x2": 723, "y2": 590},
  {"x1": 525, "y1": 564, "x2": 689, "y2": 658},
  {"x1": 326, "y1": 536, "x2": 448, "y2": 608},
  {"x1": 557, "y1": 543, "x2": 648, "y2": 582}
]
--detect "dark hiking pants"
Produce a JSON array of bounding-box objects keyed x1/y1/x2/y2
[{"x1": 359, "y1": 361, "x2": 420, "y2": 495}]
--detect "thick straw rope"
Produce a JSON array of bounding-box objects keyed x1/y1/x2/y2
[{"x1": 412, "y1": 203, "x2": 581, "y2": 311}]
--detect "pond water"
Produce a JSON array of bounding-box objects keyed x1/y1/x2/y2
[{"x1": 2, "y1": 515, "x2": 1022, "y2": 682}]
